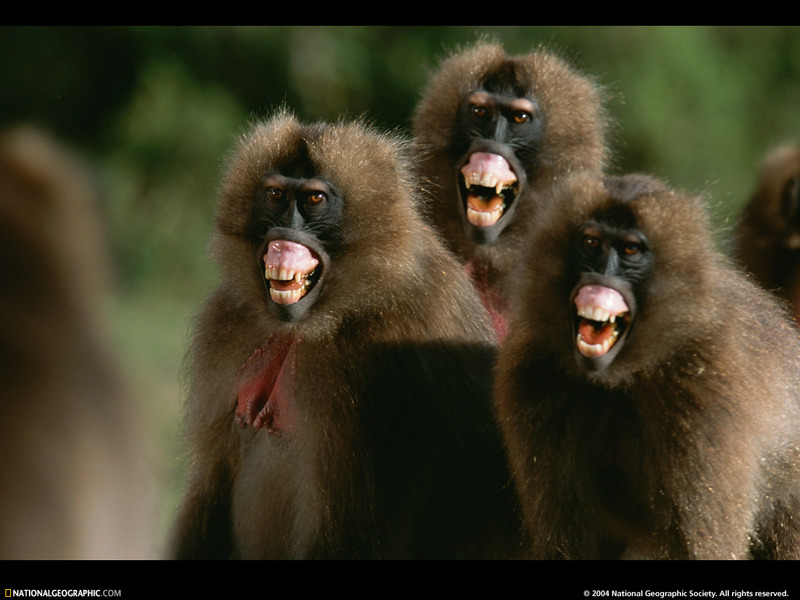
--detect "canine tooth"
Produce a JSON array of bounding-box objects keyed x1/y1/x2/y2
[{"x1": 577, "y1": 305, "x2": 617, "y2": 323}]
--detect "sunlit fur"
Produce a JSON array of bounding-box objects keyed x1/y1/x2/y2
[
  {"x1": 412, "y1": 41, "x2": 610, "y2": 339},
  {"x1": 496, "y1": 173, "x2": 800, "y2": 559},
  {"x1": 171, "y1": 111, "x2": 522, "y2": 559}
]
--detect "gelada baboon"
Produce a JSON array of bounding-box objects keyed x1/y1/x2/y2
[
  {"x1": 412, "y1": 41, "x2": 609, "y2": 341},
  {"x1": 735, "y1": 144, "x2": 800, "y2": 320},
  {"x1": 0, "y1": 126, "x2": 155, "y2": 559},
  {"x1": 170, "y1": 111, "x2": 522, "y2": 559},
  {"x1": 494, "y1": 173, "x2": 800, "y2": 559}
]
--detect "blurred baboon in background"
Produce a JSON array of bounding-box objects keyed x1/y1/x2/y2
[
  {"x1": 0, "y1": 126, "x2": 155, "y2": 559},
  {"x1": 412, "y1": 41, "x2": 610, "y2": 341},
  {"x1": 495, "y1": 173, "x2": 800, "y2": 559},
  {"x1": 736, "y1": 144, "x2": 800, "y2": 322}
]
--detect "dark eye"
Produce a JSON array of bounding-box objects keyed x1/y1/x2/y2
[
  {"x1": 306, "y1": 191, "x2": 327, "y2": 206},
  {"x1": 267, "y1": 187, "x2": 285, "y2": 202},
  {"x1": 583, "y1": 235, "x2": 600, "y2": 249},
  {"x1": 512, "y1": 111, "x2": 531, "y2": 124},
  {"x1": 471, "y1": 105, "x2": 488, "y2": 119}
]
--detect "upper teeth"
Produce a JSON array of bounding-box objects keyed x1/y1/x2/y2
[
  {"x1": 463, "y1": 171, "x2": 514, "y2": 195},
  {"x1": 266, "y1": 266, "x2": 310, "y2": 283},
  {"x1": 460, "y1": 152, "x2": 517, "y2": 195},
  {"x1": 577, "y1": 306, "x2": 617, "y2": 323},
  {"x1": 265, "y1": 266, "x2": 315, "y2": 305}
]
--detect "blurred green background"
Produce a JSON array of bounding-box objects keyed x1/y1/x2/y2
[{"x1": 3, "y1": 25, "x2": 799, "y2": 553}]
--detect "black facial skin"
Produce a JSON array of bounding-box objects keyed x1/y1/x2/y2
[
  {"x1": 453, "y1": 90, "x2": 544, "y2": 245},
  {"x1": 251, "y1": 173, "x2": 342, "y2": 322},
  {"x1": 569, "y1": 214, "x2": 654, "y2": 372}
]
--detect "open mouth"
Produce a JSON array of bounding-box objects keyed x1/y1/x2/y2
[
  {"x1": 459, "y1": 152, "x2": 518, "y2": 229},
  {"x1": 263, "y1": 239, "x2": 321, "y2": 306},
  {"x1": 573, "y1": 284, "x2": 632, "y2": 362}
]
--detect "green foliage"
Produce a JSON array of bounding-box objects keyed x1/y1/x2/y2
[
  {"x1": 6, "y1": 26, "x2": 798, "y2": 294},
  {"x1": 99, "y1": 55, "x2": 244, "y2": 295}
]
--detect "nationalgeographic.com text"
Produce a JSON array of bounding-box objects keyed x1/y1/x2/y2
[{"x1": 5, "y1": 590, "x2": 122, "y2": 598}]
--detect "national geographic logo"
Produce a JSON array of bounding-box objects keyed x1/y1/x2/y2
[{"x1": 5, "y1": 591, "x2": 122, "y2": 598}]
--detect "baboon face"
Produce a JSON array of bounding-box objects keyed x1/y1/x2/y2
[
  {"x1": 251, "y1": 172, "x2": 341, "y2": 322},
  {"x1": 513, "y1": 174, "x2": 718, "y2": 385},
  {"x1": 452, "y1": 88, "x2": 544, "y2": 244},
  {"x1": 568, "y1": 209, "x2": 654, "y2": 372},
  {"x1": 413, "y1": 42, "x2": 608, "y2": 255},
  {"x1": 214, "y1": 113, "x2": 419, "y2": 325}
]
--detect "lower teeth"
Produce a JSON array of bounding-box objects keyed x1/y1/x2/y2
[
  {"x1": 267, "y1": 271, "x2": 313, "y2": 305},
  {"x1": 576, "y1": 333, "x2": 617, "y2": 358},
  {"x1": 467, "y1": 206, "x2": 504, "y2": 227},
  {"x1": 269, "y1": 282, "x2": 309, "y2": 305}
]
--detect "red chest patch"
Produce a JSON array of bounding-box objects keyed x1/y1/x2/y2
[
  {"x1": 234, "y1": 333, "x2": 298, "y2": 436},
  {"x1": 465, "y1": 260, "x2": 509, "y2": 343}
]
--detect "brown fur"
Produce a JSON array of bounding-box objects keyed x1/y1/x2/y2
[
  {"x1": 495, "y1": 173, "x2": 800, "y2": 559},
  {"x1": 412, "y1": 41, "x2": 609, "y2": 340},
  {"x1": 735, "y1": 144, "x2": 800, "y2": 319},
  {"x1": 170, "y1": 112, "x2": 522, "y2": 559},
  {"x1": 0, "y1": 126, "x2": 155, "y2": 559}
]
